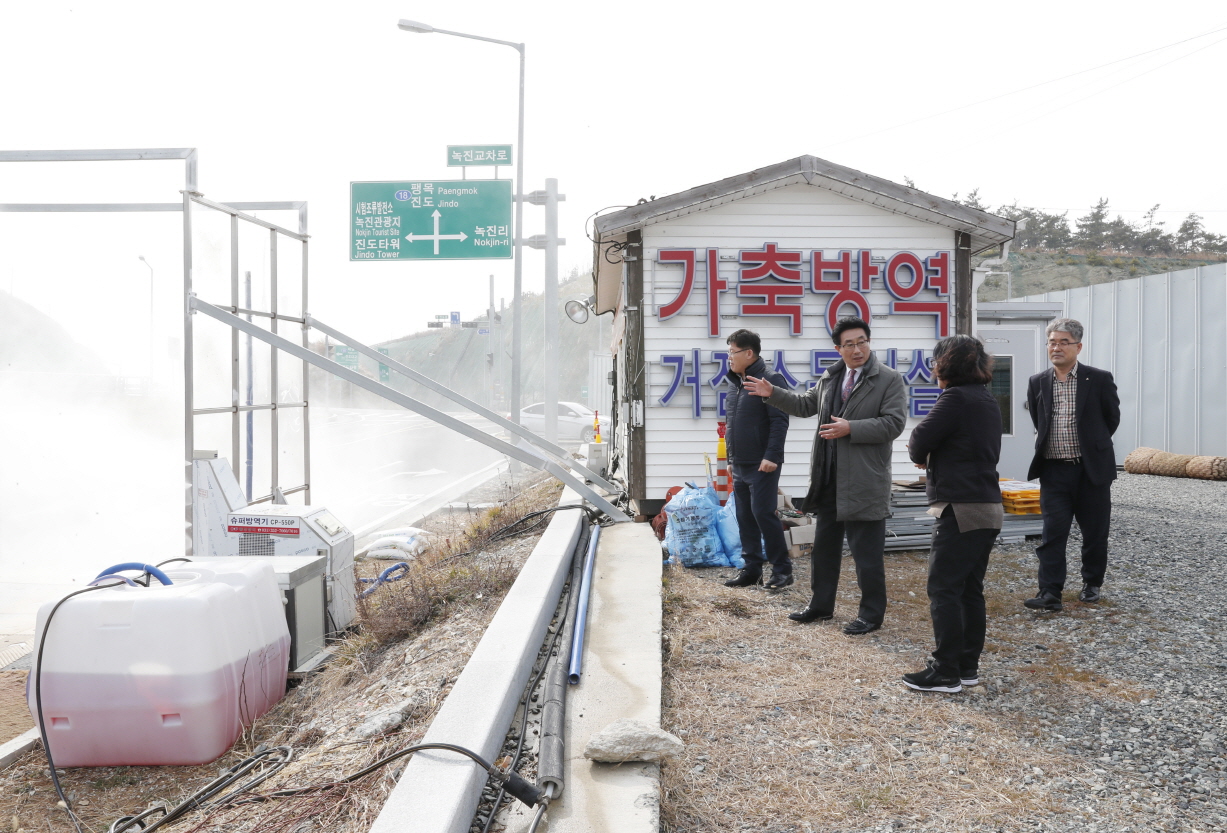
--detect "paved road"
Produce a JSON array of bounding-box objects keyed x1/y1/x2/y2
[{"x1": 309, "y1": 406, "x2": 515, "y2": 533}]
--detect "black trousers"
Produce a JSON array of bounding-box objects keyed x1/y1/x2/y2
[
  {"x1": 927, "y1": 506, "x2": 997, "y2": 677},
  {"x1": 1036, "y1": 458, "x2": 1112, "y2": 594},
  {"x1": 731, "y1": 463, "x2": 791, "y2": 576},
  {"x1": 809, "y1": 483, "x2": 887, "y2": 625}
]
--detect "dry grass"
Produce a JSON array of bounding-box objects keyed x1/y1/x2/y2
[
  {"x1": 0, "y1": 476, "x2": 564, "y2": 833},
  {"x1": 659, "y1": 544, "x2": 1156, "y2": 832}
]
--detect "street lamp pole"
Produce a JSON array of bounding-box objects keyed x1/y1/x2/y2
[
  {"x1": 138, "y1": 255, "x2": 154, "y2": 382},
  {"x1": 397, "y1": 19, "x2": 525, "y2": 427}
]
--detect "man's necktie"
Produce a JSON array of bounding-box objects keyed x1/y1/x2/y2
[{"x1": 842, "y1": 369, "x2": 856, "y2": 402}]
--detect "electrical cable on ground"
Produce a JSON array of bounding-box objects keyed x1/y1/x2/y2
[
  {"x1": 109, "y1": 745, "x2": 293, "y2": 833},
  {"x1": 480, "y1": 521, "x2": 591, "y2": 833},
  {"x1": 33, "y1": 580, "x2": 130, "y2": 833},
  {"x1": 488, "y1": 504, "x2": 603, "y2": 543}
]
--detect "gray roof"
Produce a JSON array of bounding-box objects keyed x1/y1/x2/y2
[{"x1": 593, "y1": 155, "x2": 1015, "y2": 253}]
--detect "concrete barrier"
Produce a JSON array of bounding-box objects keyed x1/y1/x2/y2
[{"x1": 369, "y1": 487, "x2": 585, "y2": 833}]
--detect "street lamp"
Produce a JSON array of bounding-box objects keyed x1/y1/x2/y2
[
  {"x1": 138, "y1": 255, "x2": 154, "y2": 382},
  {"x1": 397, "y1": 18, "x2": 526, "y2": 427}
]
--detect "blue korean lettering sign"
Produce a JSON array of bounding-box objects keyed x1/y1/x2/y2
[{"x1": 656, "y1": 347, "x2": 940, "y2": 419}]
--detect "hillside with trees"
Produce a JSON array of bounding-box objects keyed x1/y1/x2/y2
[{"x1": 933, "y1": 187, "x2": 1227, "y2": 301}]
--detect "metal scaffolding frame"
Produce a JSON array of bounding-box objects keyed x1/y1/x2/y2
[
  {"x1": 0, "y1": 148, "x2": 312, "y2": 555},
  {"x1": 3, "y1": 148, "x2": 629, "y2": 553},
  {"x1": 182, "y1": 190, "x2": 311, "y2": 514}
]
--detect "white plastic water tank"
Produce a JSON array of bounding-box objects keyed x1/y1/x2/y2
[{"x1": 28, "y1": 561, "x2": 290, "y2": 766}]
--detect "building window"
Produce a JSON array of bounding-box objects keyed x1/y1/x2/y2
[{"x1": 990, "y1": 355, "x2": 1012, "y2": 435}]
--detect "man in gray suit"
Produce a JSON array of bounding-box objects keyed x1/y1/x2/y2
[{"x1": 744, "y1": 317, "x2": 907, "y2": 634}]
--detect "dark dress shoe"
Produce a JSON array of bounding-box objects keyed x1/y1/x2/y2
[
  {"x1": 1024, "y1": 590, "x2": 1063, "y2": 611},
  {"x1": 842, "y1": 617, "x2": 880, "y2": 636},
  {"x1": 765, "y1": 573, "x2": 794, "y2": 590},
  {"x1": 1079, "y1": 584, "x2": 1101, "y2": 603},
  {"x1": 723, "y1": 569, "x2": 763, "y2": 588},
  {"x1": 787, "y1": 605, "x2": 833, "y2": 623}
]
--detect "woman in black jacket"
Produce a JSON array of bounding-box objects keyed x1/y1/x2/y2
[{"x1": 902, "y1": 335, "x2": 1003, "y2": 693}]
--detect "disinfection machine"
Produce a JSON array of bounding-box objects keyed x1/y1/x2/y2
[{"x1": 192, "y1": 455, "x2": 357, "y2": 631}]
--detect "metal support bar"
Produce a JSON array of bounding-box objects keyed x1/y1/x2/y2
[
  {"x1": 192, "y1": 402, "x2": 303, "y2": 415},
  {"x1": 217, "y1": 306, "x2": 305, "y2": 324},
  {"x1": 305, "y1": 315, "x2": 622, "y2": 494},
  {"x1": 301, "y1": 237, "x2": 311, "y2": 504},
  {"x1": 183, "y1": 191, "x2": 195, "y2": 555},
  {"x1": 249, "y1": 484, "x2": 309, "y2": 505},
  {"x1": 0, "y1": 201, "x2": 306, "y2": 214},
  {"x1": 193, "y1": 300, "x2": 630, "y2": 522},
  {"x1": 0, "y1": 148, "x2": 196, "y2": 162},
  {"x1": 230, "y1": 216, "x2": 240, "y2": 478},
  {"x1": 270, "y1": 228, "x2": 280, "y2": 498},
  {"x1": 186, "y1": 193, "x2": 309, "y2": 242}
]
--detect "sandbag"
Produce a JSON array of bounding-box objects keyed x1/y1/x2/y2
[
  {"x1": 664, "y1": 484, "x2": 735, "y2": 569},
  {"x1": 1123, "y1": 447, "x2": 1161, "y2": 475}
]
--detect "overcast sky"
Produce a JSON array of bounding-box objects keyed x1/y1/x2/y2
[{"x1": 1, "y1": 0, "x2": 1224, "y2": 374}]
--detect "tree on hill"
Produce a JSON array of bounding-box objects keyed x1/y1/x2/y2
[
  {"x1": 1073, "y1": 198, "x2": 1112, "y2": 251},
  {"x1": 961, "y1": 191, "x2": 1226, "y2": 258}
]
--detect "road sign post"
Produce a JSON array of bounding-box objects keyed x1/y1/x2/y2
[{"x1": 350, "y1": 180, "x2": 513, "y2": 261}]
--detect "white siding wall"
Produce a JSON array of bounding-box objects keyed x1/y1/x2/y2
[
  {"x1": 1017, "y1": 263, "x2": 1227, "y2": 461},
  {"x1": 641, "y1": 184, "x2": 956, "y2": 501}
]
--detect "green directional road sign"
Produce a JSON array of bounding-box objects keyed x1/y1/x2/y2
[
  {"x1": 333, "y1": 345, "x2": 360, "y2": 369},
  {"x1": 447, "y1": 145, "x2": 513, "y2": 167},
  {"x1": 378, "y1": 347, "x2": 391, "y2": 383},
  {"x1": 350, "y1": 180, "x2": 513, "y2": 261}
]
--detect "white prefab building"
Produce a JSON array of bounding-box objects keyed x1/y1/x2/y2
[{"x1": 591, "y1": 156, "x2": 1017, "y2": 517}]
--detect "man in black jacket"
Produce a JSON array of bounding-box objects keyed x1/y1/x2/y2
[
  {"x1": 1024, "y1": 318, "x2": 1121, "y2": 612},
  {"x1": 722, "y1": 329, "x2": 793, "y2": 589}
]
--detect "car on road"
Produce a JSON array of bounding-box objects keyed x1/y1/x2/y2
[{"x1": 519, "y1": 401, "x2": 607, "y2": 442}]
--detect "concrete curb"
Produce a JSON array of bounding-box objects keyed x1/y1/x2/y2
[
  {"x1": 369, "y1": 487, "x2": 586, "y2": 833},
  {"x1": 526, "y1": 522, "x2": 664, "y2": 833},
  {"x1": 0, "y1": 728, "x2": 39, "y2": 769}
]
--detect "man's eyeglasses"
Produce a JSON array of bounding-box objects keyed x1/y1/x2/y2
[
  {"x1": 838, "y1": 338, "x2": 869, "y2": 351},
  {"x1": 1047, "y1": 339, "x2": 1079, "y2": 348},
  {"x1": 728, "y1": 348, "x2": 751, "y2": 356}
]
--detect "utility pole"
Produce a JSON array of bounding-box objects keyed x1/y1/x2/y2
[
  {"x1": 488, "y1": 274, "x2": 496, "y2": 409},
  {"x1": 525, "y1": 179, "x2": 565, "y2": 443}
]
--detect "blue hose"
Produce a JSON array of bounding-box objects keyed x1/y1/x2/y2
[
  {"x1": 567, "y1": 524, "x2": 602, "y2": 685},
  {"x1": 359, "y1": 562, "x2": 411, "y2": 597},
  {"x1": 95, "y1": 562, "x2": 174, "y2": 586}
]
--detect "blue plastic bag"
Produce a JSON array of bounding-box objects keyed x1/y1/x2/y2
[
  {"x1": 664, "y1": 483, "x2": 735, "y2": 568},
  {"x1": 714, "y1": 492, "x2": 746, "y2": 570}
]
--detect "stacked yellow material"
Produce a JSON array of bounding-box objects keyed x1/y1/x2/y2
[{"x1": 999, "y1": 479, "x2": 1041, "y2": 515}]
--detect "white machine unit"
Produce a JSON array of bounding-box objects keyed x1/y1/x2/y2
[
  {"x1": 192, "y1": 455, "x2": 357, "y2": 632},
  {"x1": 191, "y1": 556, "x2": 328, "y2": 673}
]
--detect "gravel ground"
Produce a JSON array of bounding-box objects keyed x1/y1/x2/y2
[
  {"x1": 970, "y1": 472, "x2": 1227, "y2": 832},
  {"x1": 660, "y1": 472, "x2": 1227, "y2": 833}
]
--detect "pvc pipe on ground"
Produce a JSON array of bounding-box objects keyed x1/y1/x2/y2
[{"x1": 567, "y1": 524, "x2": 601, "y2": 685}]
